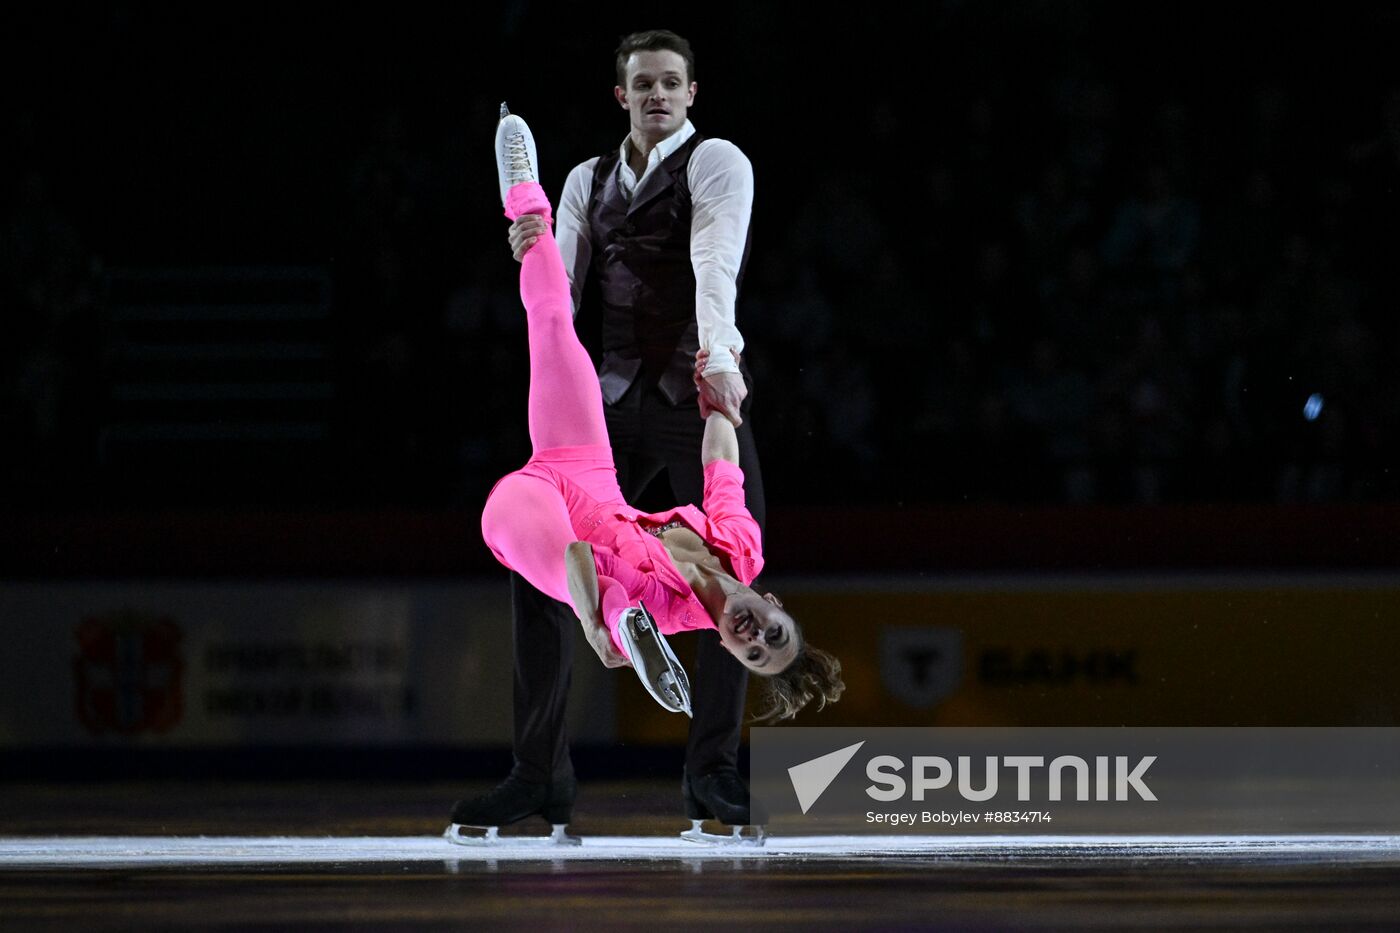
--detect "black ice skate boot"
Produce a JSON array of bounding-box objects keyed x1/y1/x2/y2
[
  {"x1": 680, "y1": 768, "x2": 767, "y2": 846},
  {"x1": 444, "y1": 773, "x2": 580, "y2": 846}
]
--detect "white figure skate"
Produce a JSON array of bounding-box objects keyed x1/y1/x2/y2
[{"x1": 616, "y1": 603, "x2": 693, "y2": 717}]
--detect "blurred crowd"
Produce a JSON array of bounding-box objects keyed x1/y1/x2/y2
[
  {"x1": 744, "y1": 81, "x2": 1400, "y2": 505},
  {"x1": 3, "y1": 5, "x2": 1398, "y2": 509}
]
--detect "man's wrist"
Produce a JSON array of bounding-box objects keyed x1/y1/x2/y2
[{"x1": 701, "y1": 350, "x2": 742, "y2": 378}]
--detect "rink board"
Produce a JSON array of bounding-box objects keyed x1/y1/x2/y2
[{"x1": 618, "y1": 574, "x2": 1400, "y2": 742}]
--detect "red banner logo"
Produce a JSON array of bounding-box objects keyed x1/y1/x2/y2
[{"x1": 73, "y1": 612, "x2": 184, "y2": 735}]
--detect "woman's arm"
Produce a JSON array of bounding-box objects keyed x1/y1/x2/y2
[
  {"x1": 701, "y1": 411, "x2": 740, "y2": 466},
  {"x1": 565, "y1": 542, "x2": 631, "y2": 669},
  {"x1": 695, "y1": 348, "x2": 742, "y2": 466}
]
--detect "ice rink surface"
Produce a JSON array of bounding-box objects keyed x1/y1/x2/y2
[
  {"x1": 5, "y1": 781, "x2": 1400, "y2": 930},
  {"x1": 4, "y1": 833, "x2": 1400, "y2": 868}
]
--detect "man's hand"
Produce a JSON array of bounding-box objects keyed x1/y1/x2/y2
[
  {"x1": 693, "y1": 348, "x2": 746, "y2": 426},
  {"x1": 508, "y1": 215, "x2": 551, "y2": 262}
]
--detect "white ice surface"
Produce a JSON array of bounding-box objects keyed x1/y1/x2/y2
[{"x1": 1, "y1": 835, "x2": 1398, "y2": 868}]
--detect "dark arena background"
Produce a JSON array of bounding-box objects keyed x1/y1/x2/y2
[{"x1": 4, "y1": 2, "x2": 1400, "y2": 930}]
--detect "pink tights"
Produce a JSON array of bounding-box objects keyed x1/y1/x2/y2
[{"x1": 479, "y1": 182, "x2": 630, "y2": 638}]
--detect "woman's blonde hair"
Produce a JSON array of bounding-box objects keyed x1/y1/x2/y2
[{"x1": 751, "y1": 638, "x2": 845, "y2": 724}]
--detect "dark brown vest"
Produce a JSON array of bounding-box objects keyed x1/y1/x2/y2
[{"x1": 588, "y1": 133, "x2": 751, "y2": 405}]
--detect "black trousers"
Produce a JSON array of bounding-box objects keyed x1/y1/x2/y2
[{"x1": 509, "y1": 376, "x2": 765, "y2": 787}]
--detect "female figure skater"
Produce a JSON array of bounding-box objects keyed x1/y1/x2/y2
[{"x1": 483, "y1": 109, "x2": 843, "y2": 727}]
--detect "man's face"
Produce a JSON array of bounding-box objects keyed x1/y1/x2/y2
[{"x1": 615, "y1": 49, "x2": 696, "y2": 143}]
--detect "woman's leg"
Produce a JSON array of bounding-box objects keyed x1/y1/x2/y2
[
  {"x1": 483, "y1": 472, "x2": 630, "y2": 653},
  {"x1": 481, "y1": 471, "x2": 576, "y2": 604},
  {"x1": 505, "y1": 182, "x2": 610, "y2": 454}
]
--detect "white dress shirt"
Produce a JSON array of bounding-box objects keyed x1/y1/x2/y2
[{"x1": 554, "y1": 120, "x2": 753, "y2": 378}]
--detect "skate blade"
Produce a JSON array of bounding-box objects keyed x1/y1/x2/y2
[
  {"x1": 443, "y1": 823, "x2": 581, "y2": 847},
  {"x1": 679, "y1": 819, "x2": 767, "y2": 847},
  {"x1": 618, "y1": 604, "x2": 693, "y2": 717}
]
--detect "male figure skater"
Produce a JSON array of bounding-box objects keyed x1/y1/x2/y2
[{"x1": 451, "y1": 29, "x2": 764, "y2": 840}]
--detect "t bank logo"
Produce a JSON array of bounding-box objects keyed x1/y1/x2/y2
[{"x1": 788, "y1": 742, "x2": 1157, "y2": 813}]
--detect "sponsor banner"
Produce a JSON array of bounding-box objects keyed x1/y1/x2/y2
[
  {"x1": 615, "y1": 576, "x2": 1400, "y2": 744},
  {"x1": 0, "y1": 581, "x2": 615, "y2": 747},
  {"x1": 751, "y1": 727, "x2": 1400, "y2": 835}
]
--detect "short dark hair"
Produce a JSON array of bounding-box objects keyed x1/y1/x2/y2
[{"x1": 614, "y1": 29, "x2": 695, "y2": 86}]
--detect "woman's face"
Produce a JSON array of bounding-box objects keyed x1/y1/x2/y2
[{"x1": 716, "y1": 589, "x2": 798, "y2": 673}]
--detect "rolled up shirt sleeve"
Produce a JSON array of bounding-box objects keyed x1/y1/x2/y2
[
  {"x1": 688, "y1": 140, "x2": 753, "y2": 378},
  {"x1": 555, "y1": 159, "x2": 598, "y2": 317}
]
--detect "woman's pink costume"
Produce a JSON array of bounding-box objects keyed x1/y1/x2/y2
[{"x1": 479, "y1": 182, "x2": 763, "y2": 654}]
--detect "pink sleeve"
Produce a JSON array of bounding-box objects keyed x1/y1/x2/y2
[
  {"x1": 591, "y1": 547, "x2": 671, "y2": 653},
  {"x1": 701, "y1": 460, "x2": 765, "y2": 584}
]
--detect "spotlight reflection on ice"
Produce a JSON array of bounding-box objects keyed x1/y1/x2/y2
[
  {"x1": 4, "y1": 834, "x2": 1400, "y2": 868},
  {"x1": 1304, "y1": 393, "x2": 1323, "y2": 421}
]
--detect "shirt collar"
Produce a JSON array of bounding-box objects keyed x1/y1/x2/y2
[{"x1": 618, "y1": 119, "x2": 696, "y2": 169}]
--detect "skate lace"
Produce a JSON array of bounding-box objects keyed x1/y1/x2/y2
[{"x1": 506, "y1": 132, "x2": 534, "y2": 184}]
